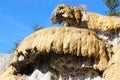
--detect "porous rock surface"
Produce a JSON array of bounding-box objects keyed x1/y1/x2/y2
[
  {"x1": 51, "y1": 4, "x2": 120, "y2": 32},
  {"x1": 51, "y1": 4, "x2": 120, "y2": 45},
  {"x1": 11, "y1": 27, "x2": 109, "y2": 71},
  {"x1": 103, "y1": 46, "x2": 120, "y2": 80},
  {"x1": 1, "y1": 4, "x2": 120, "y2": 79},
  {"x1": 0, "y1": 27, "x2": 113, "y2": 80}
]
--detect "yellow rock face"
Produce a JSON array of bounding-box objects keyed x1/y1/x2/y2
[
  {"x1": 87, "y1": 12, "x2": 120, "y2": 32},
  {"x1": 1, "y1": 3, "x2": 120, "y2": 80},
  {"x1": 0, "y1": 27, "x2": 113, "y2": 80},
  {"x1": 12, "y1": 27, "x2": 108, "y2": 71},
  {"x1": 51, "y1": 4, "x2": 120, "y2": 32},
  {"x1": 103, "y1": 46, "x2": 120, "y2": 80},
  {"x1": 0, "y1": 67, "x2": 18, "y2": 80}
]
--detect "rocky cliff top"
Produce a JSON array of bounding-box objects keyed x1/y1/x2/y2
[
  {"x1": 1, "y1": 4, "x2": 120, "y2": 80},
  {"x1": 0, "y1": 27, "x2": 117, "y2": 80}
]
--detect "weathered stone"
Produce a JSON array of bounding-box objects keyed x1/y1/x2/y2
[{"x1": 0, "y1": 27, "x2": 111, "y2": 80}]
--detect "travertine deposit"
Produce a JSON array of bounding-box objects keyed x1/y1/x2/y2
[
  {"x1": 51, "y1": 4, "x2": 88, "y2": 27},
  {"x1": 103, "y1": 46, "x2": 120, "y2": 80},
  {"x1": 51, "y1": 4, "x2": 120, "y2": 45},
  {"x1": 1, "y1": 4, "x2": 120, "y2": 80},
  {"x1": 51, "y1": 4, "x2": 120, "y2": 32},
  {"x1": 0, "y1": 27, "x2": 113, "y2": 80},
  {"x1": 11, "y1": 27, "x2": 109, "y2": 71}
]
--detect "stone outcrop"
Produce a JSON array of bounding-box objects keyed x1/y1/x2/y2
[
  {"x1": 11, "y1": 27, "x2": 110, "y2": 71},
  {"x1": 103, "y1": 46, "x2": 120, "y2": 80},
  {"x1": 1, "y1": 4, "x2": 120, "y2": 80},
  {"x1": 51, "y1": 4, "x2": 88, "y2": 27},
  {"x1": 51, "y1": 4, "x2": 120, "y2": 32},
  {"x1": 51, "y1": 4, "x2": 120, "y2": 45},
  {"x1": 0, "y1": 27, "x2": 113, "y2": 80}
]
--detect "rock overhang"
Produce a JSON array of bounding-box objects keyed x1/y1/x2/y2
[{"x1": 7, "y1": 27, "x2": 113, "y2": 80}]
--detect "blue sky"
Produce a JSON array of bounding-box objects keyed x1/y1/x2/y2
[{"x1": 0, "y1": 0, "x2": 108, "y2": 53}]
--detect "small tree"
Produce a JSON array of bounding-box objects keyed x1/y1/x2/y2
[
  {"x1": 12, "y1": 42, "x2": 19, "y2": 52},
  {"x1": 103, "y1": 0, "x2": 120, "y2": 16},
  {"x1": 33, "y1": 25, "x2": 44, "y2": 31}
]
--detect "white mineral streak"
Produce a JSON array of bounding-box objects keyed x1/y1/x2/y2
[
  {"x1": 19, "y1": 69, "x2": 101, "y2": 80},
  {"x1": 18, "y1": 55, "x2": 24, "y2": 61}
]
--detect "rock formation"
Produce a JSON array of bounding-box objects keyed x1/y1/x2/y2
[
  {"x1": 51, "y1": 4, "x2": 120, "y2": 32},
  {"x1": 51, "y1": 4, "x2": 88, "y2": 27},
  {"x1": 103, "y1": 46, "x2": 120, "y2": 80},
  {"x1": 51, "y1": 4, "x2": 120, "y2": 45},
  {"x1": 0, "y1": 4, "x2": 120, "y2": 80},
  {"x1": 0, "y1": 27, "x2": 112, "y2": 80}
]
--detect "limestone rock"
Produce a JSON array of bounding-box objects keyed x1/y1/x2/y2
[
  {"x1": 51, "y1": 4, "x2": 120, "y2": 32},
  {"x1": 1, "y1": 4, "x2": 120, "y2": 80},
  {"x1": 51, "y1": 4, "x2": 88, "y2": 27},
  {"x1": 51, "y1": 4, "x2": 120, "y2": 45},
  {"x1": 103, "y1": 46, "x2": 120, "y2": 80},
  {"x1": 11, "y1": 27, "x2": 109, "y2": 72},
  {"x1": 0, "y1": 27, "x2": 111, "y2": 80}
]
